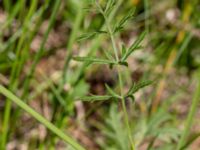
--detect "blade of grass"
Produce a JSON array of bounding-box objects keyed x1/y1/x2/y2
[
  {"x1": 0, "y1": 85, "x2": 86, "y2": 150},
  {"x1": 0, "y1": 2, "x2": 49, "y2": 53},
  {"x1": 60, "y1": 0, "x2": 87, "y2": 91},
  {"x1": 181, "y1": 133, "x2": 200, "y2": 149},
  {"x1": 21, "y1": 0, "x2": 61, "y2": 99},
  {"x1": 0, "y1": 1, "x2": 21, "y2": 36},
  {"x1": 3, "y1": 0, "x2": 11, "y2": 12},
  {"x1": 144, "y1": 0, "x2": 150, "y2": 34},
  {"x1": 151, "y1": 0, "x2": 193, "y2": 114},
  {"x1": 176, "y1": 69, "x2": 200, "y2": 150},
  {"x1": 8, "y1": 0, "x2": 54, "y2": 139},
  {"x1": 40, "y1": 72, "x2": 66, "y2": 107},
  {"x1": 1, "y1": 0, "x2": 39, "y2": 148},
  {"x1": 174, "y1": 33, "x2": 193, "y2": 65}
]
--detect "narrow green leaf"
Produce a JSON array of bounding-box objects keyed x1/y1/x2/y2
[
  {"x1": 105, "y1": 84, "x2": 121, "y2": 98},
  {"x1": 77, "y1": 32, "x2": 97, "y2": 41},
  {"x1": 104, "y1": 0, "x2": 116, "y2": 16},
  {"x1": 121, "y1": 31, "x2": 146, "y2": 61},
  {"x1": 127, "y1": 80, "x2": 153, "y2": 96},
  {"x1": 73, "y1": 56, "x2": 117, "y2": 65},
  {"x1": 79, "y1": 95, "x2": 113, "y2": 101},
  {"x1": 147, "y1": 135, "x2": 158, "y2": 150},
  {"x1": 77, "y1": 30, "x2": 107, "y2": 41},
  {"x1": 121, "y1": 44, "x2": 127, "y2": 56},
  {"x1": 114, "y1": 8, "x2": 135, "y2": 33},
  {"x1": 129, "y1": 31, "x2": 146, "y2": 51},
  {"x1": 95, "y1": 0, "x2": 105, "y2": 15},
  {"x1": 103, "y1": 49, "x2": 114, "y2": 60}
]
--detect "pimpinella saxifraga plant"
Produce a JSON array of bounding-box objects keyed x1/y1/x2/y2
[{"x1": 73, "y1": 1, "x2": 152, "y2": 149}]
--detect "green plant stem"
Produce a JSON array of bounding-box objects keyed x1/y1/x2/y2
[
  {"x1": 54, "y1": 0, "x2": 123, "y2": 147},
  {"x1": 118, "y1": 67, "x2": 135, "y2": 150},
  {"x1": 176, "y1": 70, "x2": 200, "y2": 150},
  {"x1": 0, "y1": 85, "x2": 86, "y2": 150},
  {"x1": 104, "y1": 16, "x2": 119, "y2": 61},
  {"x1": 103, "y1": 7, "x2": 135, "y2": 149}
]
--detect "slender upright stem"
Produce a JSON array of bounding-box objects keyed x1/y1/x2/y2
[
  {"x1": 100, "y1": 9, "x2": 119, "y2": 61},
  {"x1": 103, "y1": 7, "x2": 135, "y2": 149},
  {"x1": 105, "y1": 19, "x2": 119, "y2": 61},
  {"x1": 118, "y1": 67, "x2": 135, "y2": 150}
]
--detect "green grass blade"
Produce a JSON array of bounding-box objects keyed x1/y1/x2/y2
[
  {"x1": 0, "y1": 85, "x2": 86, "y2": 150},
  {"x1": 22, "y1": 0, "x2": 61, "y2": 99},
  {"x1": 176, "y1": 69, "x2": 200, "y2": 150},
  {"x1": 61, "y1": 0, "x2": 87, "y2": 90},
  {"x1": 0, "y1": 0, "x2": 40, "y2": 147}
]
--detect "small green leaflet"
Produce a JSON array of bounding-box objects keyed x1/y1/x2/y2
[
  {"x1": 73, "y1": 56, "x2": 117, "y2": 65},
  {"x1": 121, "y1": 44, "x2": 127, "y2": 56},
  {"x1": 127, "y1": 80, "x2": 153, "y2": 96},
  {"x1": 105, "y1": 84, "x2": 121, "y2": 99},
  {"x1": 95, "y1": 0, "x2": 104, "y2": 15},
  {"x1": 77, "y1": 32, "x2": 97, "y2": 41},
  {"x1": 104, "y1": 0, "x2": 116, "y2": 16},
  {"x1": 79, "y1": 95, "x2": 113, "y2": 102},
  {"x1": 121, "y1": 31, "x2": 146, "y2": 61},
  {"x1": 114, "y1": 8, "x2": 135, "y2": 33},
  {"x1": 103, "y1": 49, "x2": 114, "y2": 61},
  {"x1": 77, "y1": 30, "x2": 107, "y2": 41},
  {"x1": 73, "y1": 56, "x2": 128, "y2": 67}
]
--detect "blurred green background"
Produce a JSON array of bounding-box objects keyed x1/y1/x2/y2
[{"x1": 0, "y1": 0, "x2": 200, "y2": 149}]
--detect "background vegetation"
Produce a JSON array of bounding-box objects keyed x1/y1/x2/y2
[{"x1": 0, "y1": 0, "x2": 200, "y2": 149}]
